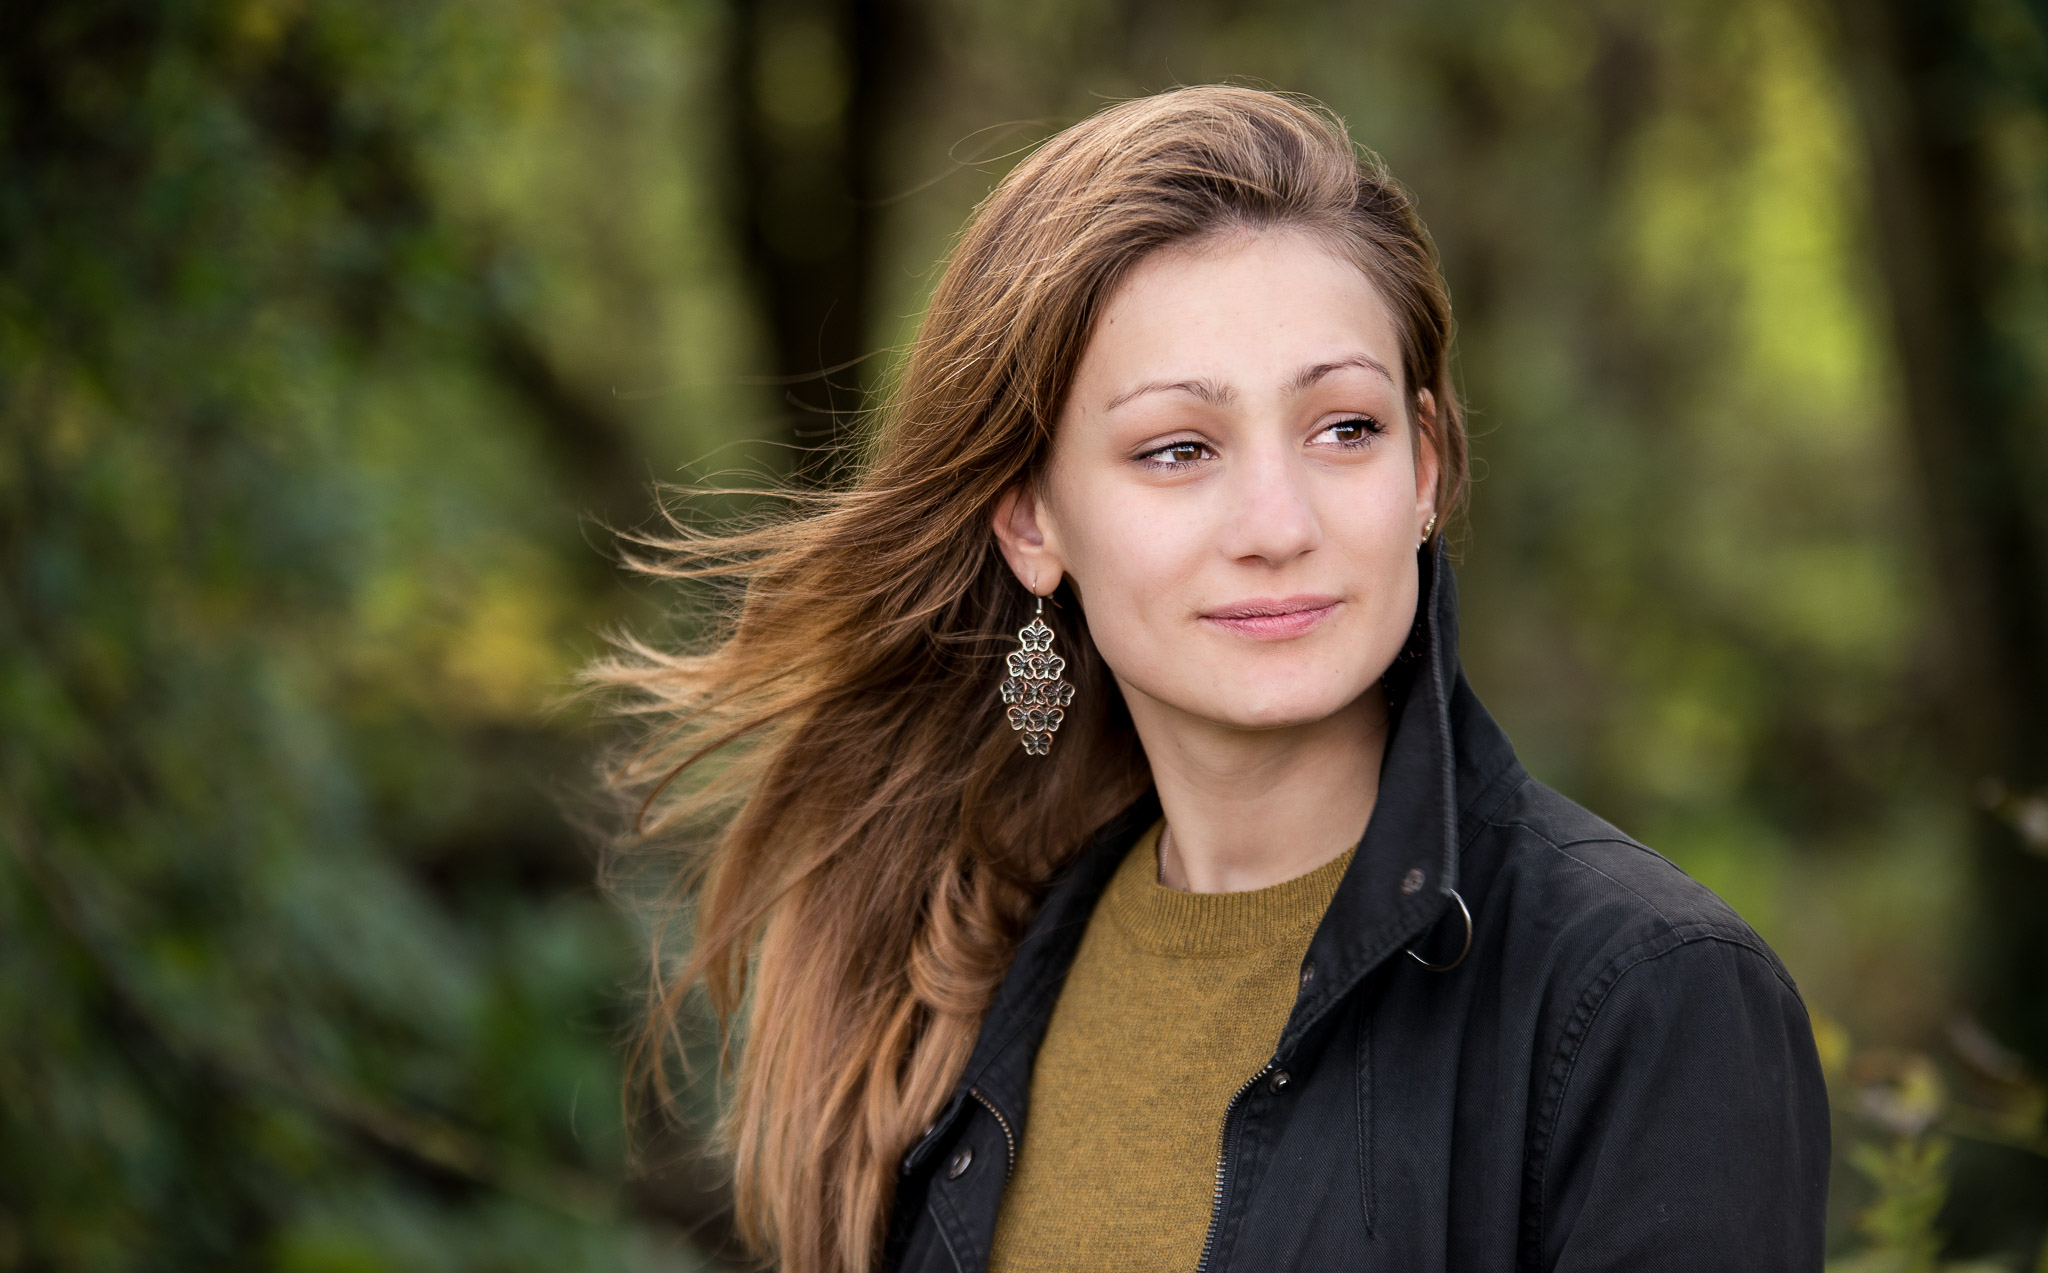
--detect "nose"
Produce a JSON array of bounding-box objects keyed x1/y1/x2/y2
[{"x1": 1219, "y1": 439, "x2": 1323, "y2": 566}]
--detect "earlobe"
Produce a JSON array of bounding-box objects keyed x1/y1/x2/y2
[{"x1": 991, "y1": 483, "x2": 1064, "y2": 596}]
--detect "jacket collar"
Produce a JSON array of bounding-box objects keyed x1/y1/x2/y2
[
  {"x1": 942, "y1": 537, "x2": 1525, "y2": 1134},
  {"x1": 1283, "y1": 534, "x2": 1525, "y2": 1053}
]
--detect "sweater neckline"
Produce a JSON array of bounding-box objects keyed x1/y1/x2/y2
[{"x1": 1103, "y1": 821, "x2": 1356, "y2": 958}]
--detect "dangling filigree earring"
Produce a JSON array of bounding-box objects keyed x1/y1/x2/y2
[{"x1": 1001, "y1": 595, "x2": 1076, "y2": 756}]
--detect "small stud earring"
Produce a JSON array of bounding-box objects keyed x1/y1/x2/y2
[{"x1": 1420, "y1": 513, "x2": 1438, "y2": 545}]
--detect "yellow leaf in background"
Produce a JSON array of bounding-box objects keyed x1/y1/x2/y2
[
  {"x1": 1811, "y1": 1009, "x2": 1852, "y2": 1086},
  {"x1": 440, "y1": 569, "x2": 570, "y2": 721}
]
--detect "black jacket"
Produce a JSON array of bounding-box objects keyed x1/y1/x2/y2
[{"x1": 888, "y1": 542, "x2": 1831, "y2": 1271}]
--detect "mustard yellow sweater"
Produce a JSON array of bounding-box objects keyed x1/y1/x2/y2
[{"x1": 988, "y1": 822, "x2": 1354, "y2": 1272}]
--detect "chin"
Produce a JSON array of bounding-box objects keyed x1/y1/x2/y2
[{"x1": 1198, "y1": 683, "x2": 1373, "y2": 732}]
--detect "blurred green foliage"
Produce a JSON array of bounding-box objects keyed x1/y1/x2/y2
[
  {"x1": 3, "y1": 0, "x2": 2045, "y2": 1268},
  {"x1": 1, "y1": 0, "x2": 756, "y2": 1266}
]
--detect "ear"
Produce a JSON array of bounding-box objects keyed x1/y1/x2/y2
[
  {"x1": 991, "y1": 482, "x2": 1065, "y2": 597},
  {"x1": 1412, "y1": 387, "x2": 1441, "y2": 532}
]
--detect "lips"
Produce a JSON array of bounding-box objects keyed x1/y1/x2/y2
[{"x1": 1200, "y1": 594, "x2": 1342, "y2": 640}]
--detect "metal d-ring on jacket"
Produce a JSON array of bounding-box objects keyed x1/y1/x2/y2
[{"x1": 886, "y1": 539, "x2": 1832, "y2": 1272}]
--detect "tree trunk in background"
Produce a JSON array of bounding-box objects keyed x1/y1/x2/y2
[
  {"x1": 235, "y1": 14, "x2": 653, "y2": 532},
  {"x1": 1828, "y1": 0, "x2": 2048, "y2": 1071},
  {"x1": 726, "y1": 0, "x2": 919, "y2": 481}
]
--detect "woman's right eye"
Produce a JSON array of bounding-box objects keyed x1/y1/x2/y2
[{"x1": 1141, "y1": 440, "x2": 1212, "y2": 468}]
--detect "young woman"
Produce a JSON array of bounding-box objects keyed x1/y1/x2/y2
[{"x1": 601, "y1": 85, "x2": 1830, "y2": 1273}]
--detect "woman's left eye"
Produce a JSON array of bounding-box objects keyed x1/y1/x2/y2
[{"x1": 1315, "y1": 416, "x2": 1384, "y2": 448}]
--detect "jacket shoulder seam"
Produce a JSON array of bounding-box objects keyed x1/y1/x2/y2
[
  {"x1": 1459, "y1": 770, "x2": 1533, "y2": 852},
  {"x1": 1497, "y1": 821, "x2": 1791, "y2": 985},
  {"x1": 1538, "y1": 834, "x2": 1675, "y2": 926},
  {"x1": 1489, "y1": 817, "x2": 1688, "y2": 930}
]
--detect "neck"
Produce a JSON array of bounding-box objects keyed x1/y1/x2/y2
[{"x1": 1127, "y1": 684, "x2": 1389, "y2": 894}]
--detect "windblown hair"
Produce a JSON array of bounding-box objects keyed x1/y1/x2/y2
[{"x1": 594, "y1": 85, "x2": 1468, "y2": 1273}]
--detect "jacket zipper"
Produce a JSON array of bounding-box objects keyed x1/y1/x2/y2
[
  {"x1": 967, "y1": 1087, "x2": 1016, "y2": 1179},
  {"x1": 1194, "y1": 1062, "x2": 1274, "y2": 1273}
]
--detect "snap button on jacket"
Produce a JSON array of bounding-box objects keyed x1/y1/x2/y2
[{"x1": 887, "y1": 543, "x2": 1831, "y2": 1272}]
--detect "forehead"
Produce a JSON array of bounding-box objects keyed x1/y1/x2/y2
[{"x1": 1075, "y1": 228, "x2": 1404, "y2": 400}]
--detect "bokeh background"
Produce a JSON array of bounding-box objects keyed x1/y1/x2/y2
[{"x1": 6, "y1": 0, "x2": 2048, "y2": 1267}]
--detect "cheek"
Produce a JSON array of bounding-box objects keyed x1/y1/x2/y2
[
  {"x1": 1334, "y1": 475, "x2": 1421, "y2": 566},
  {"x1": 1046, "y1": 482, "x2": 1204, "y2": 669},
  {"x1": 1333, "y1": 470, "x2": 1425, "y2": 639}
]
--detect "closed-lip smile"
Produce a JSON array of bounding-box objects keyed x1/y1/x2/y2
[{"x1": 1200, "y1": 593, "x2": 1342, "y2": 640}]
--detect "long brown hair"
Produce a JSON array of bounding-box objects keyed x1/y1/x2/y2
[{"x1": 593, "y1": 84, "x2": 1469, "y2": 1273}]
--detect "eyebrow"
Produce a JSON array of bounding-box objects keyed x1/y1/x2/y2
[
  {"x1": 1103, "y1": 376, "x2": 1235, "y2": 412},
  {"x1": 1102, "y1": 354, "x2": 1395, "y2": 413},
  {"x1": 1289, "y1": 354, "x2": 1396, "y2": 393}
]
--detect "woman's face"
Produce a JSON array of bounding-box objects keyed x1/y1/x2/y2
[{"x1": 994, "y1": 228, "x2": 1438, "y2": 734}]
